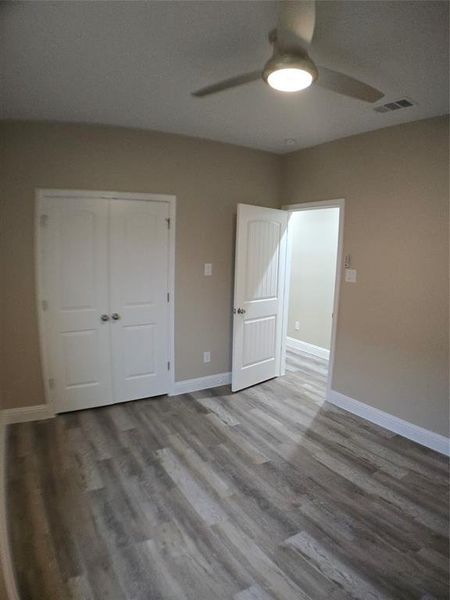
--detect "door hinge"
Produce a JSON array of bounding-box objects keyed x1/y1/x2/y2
[
  {"x1": 48, "y1": 377, "x2": 55, "y2": 390},
  {"x1": 40, "y1": 214, "x2": 49, "y2": 227},
  {"x1": 167, "y1": 292, "x2": 170, "y2": 303},
  {"x1": 166, "y1": 217, "x2": 170, "y2": 229},
  {"x1": 41, "y1": 300, "x2": 48, "y2": 311},
  {"x1": 167, "y1": 361, "x2": 170, "y2": 370}
]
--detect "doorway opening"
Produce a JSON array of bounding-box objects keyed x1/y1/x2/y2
[
  {"x1": 230, "y1": 199, "x2": 344, "y2": 396},
  {"x1": 281, "y1": 200, "x2": 344, "y2": 399}
]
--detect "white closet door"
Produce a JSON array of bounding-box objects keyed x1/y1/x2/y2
[
  {"x1": 232, "y1": 203, "x2": 288, "y2": 392},
  {"x1": 109, "y1": 199, "x2": 170, "y2": 403},
  {"x1": 41, "y1": 196, "x2": 113, "y2": 412}
]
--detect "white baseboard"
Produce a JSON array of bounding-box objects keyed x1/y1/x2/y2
[
  {"x1": 286, "y1": 336, "x2": 330, "y2": 360},
  {"x1": 171, "y1": 372, "x2": 231, "y2": 396},
  {"x1": 327, "y1": 389, "x2": 450, "y2": 457},
  {"x1": 0, "y1": 414, "x2": 20, "y2": 599},
  {"x1": 3, "y1": 404, "x2": 54, "y2": 425},
  {"x1": 3, "y1": 374, "x2": 234, "y2": 419}
]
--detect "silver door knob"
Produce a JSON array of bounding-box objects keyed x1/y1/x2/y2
[
  {"x1": 111, "y1": 313, "x2": 121, "y2": 320},
  {"x1": 100, "y1": 314, "x2": 110, "y2": 322},
  {"x1": 237, "y1": 308, "x2": 246, "y2": 314}
]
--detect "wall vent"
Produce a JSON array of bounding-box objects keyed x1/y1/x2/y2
[{"x1": 374, "y1": 98, "x2": 416, "y2": 113}]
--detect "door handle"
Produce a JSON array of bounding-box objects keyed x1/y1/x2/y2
[
  {"x1": 100, "y1": 314, "x2": 110, "y2": 322},
  {"x1": 111, "y1": 313, "x2": 121, "y2": 320},
  {"x1": 237, "y1": 308, "x2": 246, "y2": 314}
]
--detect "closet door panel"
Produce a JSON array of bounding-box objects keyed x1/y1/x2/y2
[
  {"x1": 109, "y1": 200, "x2": 170, "y2": 402},
  {"x1": 41, "y1": 196, "x2": 113, "y2": 412}
]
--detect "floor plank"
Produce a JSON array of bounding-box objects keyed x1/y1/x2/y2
[{"x1": 7, "y1": 349, "x2": 449, "y2": 599}]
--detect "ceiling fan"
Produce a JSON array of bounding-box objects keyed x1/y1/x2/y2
[{"x1": 192, "y1": 0, "x2": 384, "y2": 103}]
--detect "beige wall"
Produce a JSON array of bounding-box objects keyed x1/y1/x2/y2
[
  {"x1": 282, "y1": 116, "x2": 449, "y2": 437},
  {"x1": 0, "y1": 122, "x2": 281, "y2": 409},
  {"x1": 1, "y1": 117, "x2": 448, "y2": 439},
  {"x1": 287, "y1": 208, "x2": 339, "y2": 349}
]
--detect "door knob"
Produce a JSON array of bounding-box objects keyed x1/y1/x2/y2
[
  {"x1": 100, "y1": 314, "x2": 110, "y2": 322},
  {"x1": 237, "y1": 308, "x2": 246, "y2": 314},
  {"x1": 111, "y1": 313, "x2": 121, "y2": 320}
]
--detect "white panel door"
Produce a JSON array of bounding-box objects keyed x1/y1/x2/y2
[
  {"x1": 232, "y1": 204, "x2": 288, "y2": 392},
  {"x1": 109, "y1": 199, "x2": 170, "y2": 403},
  {"x1": 41, "y1": 196, "x2": 113, "y2": 412}
]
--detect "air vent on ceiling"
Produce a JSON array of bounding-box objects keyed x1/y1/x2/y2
[{"x1": 374, "y1": 98, "x2": 416, "y2": 113}]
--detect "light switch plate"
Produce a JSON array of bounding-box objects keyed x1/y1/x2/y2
[
  {"x1": 203, "y1": 351, "x2": 211, "y2": 363},
  {"x1": 295, "y1": 321, "x2": 300, "y2": 331},
  {"x1": 345, "y1": 268, "x2": 357, "y2": 283},
  {"x1": 204, "y1": 263, "x2": 212, "y2": 276}
]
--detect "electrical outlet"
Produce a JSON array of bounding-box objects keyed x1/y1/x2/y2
[
  {"x1": 295, "y1": 321, "x2": 300, "y2": 331},
  {"x1": 203, "y1": 351, "x2": 211, "y2": 363}
]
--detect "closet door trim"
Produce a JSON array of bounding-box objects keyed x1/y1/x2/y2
[{"x1": 35, "y1": 189, "x2": 176, "y2": 415}]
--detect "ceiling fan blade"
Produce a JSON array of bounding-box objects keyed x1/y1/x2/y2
[
  {"x1": 277, "y1": 0, "x2": 316, "y2": 52},
  {"x1": 316, "y1": 66, "x2": 384, "y2": 103},
  {"x1": 192, "y1": 71, "x2": 261, "y2": 97}
]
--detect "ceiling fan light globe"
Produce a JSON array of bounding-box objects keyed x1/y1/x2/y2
[
  {"x1": 267, "y1": 68, "x2": 313, "y2": 92},
  {"x1": 263, "y1": 53, "x2": 318, "y2": 93}
]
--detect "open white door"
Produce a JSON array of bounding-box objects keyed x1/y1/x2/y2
[{"x1": 232, "y1": 204, "x2": 288, "y2": 392}]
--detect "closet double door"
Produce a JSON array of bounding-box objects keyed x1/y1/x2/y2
[{"x1": 39, "y1": 194, "x2": 171, "y2": 413}]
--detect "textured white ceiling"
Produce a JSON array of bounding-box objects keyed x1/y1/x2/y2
[{"x1": 0, "y1": 1, "x2": 448, "y2": 153}]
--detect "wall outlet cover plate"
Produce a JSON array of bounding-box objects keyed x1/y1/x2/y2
[{"x1": 345, "y1": 268, "x2": 357, "y2": 283}]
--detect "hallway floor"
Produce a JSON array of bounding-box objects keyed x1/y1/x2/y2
[{"x1": 7, "y1": 350, "x2": 449, "y2": 599}]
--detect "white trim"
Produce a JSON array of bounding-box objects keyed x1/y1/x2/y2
[
  {"x1": 282, "y1": 200, "x2": 344, "y2": 211},
  {"x1": 35, "y1": 191, "x2": 56, "y2": 415},
  {"x1": 0, "y1": 414, "x2": 20, "y2": 599},
  {"x1": 286, "y1": 336, "x2": 330, "y2": 360},
  {"x1": 280, "y1": 210, "x2": 293, "y2": 377},
  {"x1": 282, "y1": 199, "x2": 345, "y2": 399},
  {"x1": 3, "y1": 404, "x2": 54, "y2": 425},
  {"x1": 35, "y1": 189, "x2": 176, "y2": 409},
  {"x1": 36, "y1": 189, "x2": 173, "y2": 203},
  {"x1": 167, "y1": 197, "x2": 176, "y2": 395},
  {"x1": 327, "y1": 389, "x2": 450, "y2": 457},
  {"x1": 171, "y1": 372, "x2": 231, "y2": 396}
]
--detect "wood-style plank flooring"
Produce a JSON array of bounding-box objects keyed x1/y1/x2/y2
[{"x1": 7, "y1": 350, "x2": 450, "y2": 599}]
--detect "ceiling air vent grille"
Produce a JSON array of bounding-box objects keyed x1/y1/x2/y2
[{"x1": 374, "y1": 98, "x2": 415, "y2": 113}]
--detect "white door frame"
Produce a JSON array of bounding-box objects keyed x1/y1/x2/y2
[
  {"x1": 35, "y1": 188, "x2": 176, "y2": 415},
  {"x1": 281, "y1": 199, "x2": 345, "y2": 400}
]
